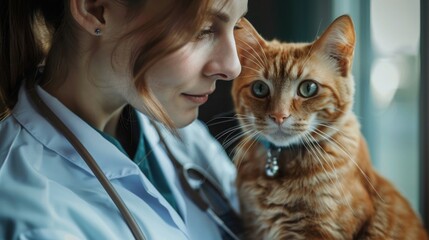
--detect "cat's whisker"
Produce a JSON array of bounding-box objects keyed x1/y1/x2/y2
[
  {"x1": 299, "y1": 134, "x2": 342, "y2": 239},
  {"x1": 215, "y1": 124, "x2": 250, "y2": 146},
  {"x1": 212, "y1": 117, "x2": 253, "y2": 139},
  {"x1": 312, "y1": 128, "x2": 355, "y2": 158},
  {"x1": 205, "y1": 115, "x2": 239, "y2": 123},
  {"x1": 234, "y1": 113, "x2": 256, "y2": 119},
  {"x1": 312, "y1": 128, "x2": 385, "y2": 203},
  {"x1": 301, "y1": 133, "x2": 338, "y2": 187},
  {"x1": 222, "y1": 125, "x2": 256, "y2": 150},
  {"x1": 233, "y1": 131, "x2": 261, "y2": 171},
  {"x1": 234, "y1": 120, "x2": 254, "y2": 126},
  {"x1": 233, "y1": 115, "x2": 257, "y2": 120},
  {"x1": 239, "y1": 28, "x2": 270, "y2": 67},
  {"x1": 237, "y1": 116, "x2": 263, "y2": 126},
  {"x1": 239, "y1": 53, "x2": 264, "y2": 71},
  {"x1": 242, "y1": 65, "x2": 262, "y2": 74},
  {"x1": 316, "y1": 123, "x2": 341, "y2": 133},
  {"x1": 233, "y1": 118, "x2": 257, "y2": 126},
  {"x1": 237, "y1": 46, "x2": 265, "y2": 69},
  {"x1": 236, "y1": 39, "x2": 266, "y2": 67},
  {"x1": 301, "y1": 133, "x2": 335, "y2": 185},
  {"x1": 231, "y1": 135, "x2": 249, "y2": 167},
  {"x1": 206, "y1": 118, "x2": 240, "y2": 127},
  {"x1": 306, "y1": 133, "x2": 356, "y2": 213},
  {"x1": 236, "y1": 36, "x2": 268, "y2": 67},
  {"x1": 214, "y1": 125, "x2": 244, "y2": 143},
  {"x1": 239, "y1": 73, "x2": 262, "y2": 77},
  {"x1": 206, "y1": 117, "x2": 250, "y2": 130},
  {"x1": 315, "y1": 122, "x2": 349, "y2": 139},
  {"x1": 301, "y1": 134, "x2": 356, "y2": 239},
  {"x1": 316, "y1": 119, "x2": 342, "y2": 125},
  {"x1": 212, "y1": 120, "x2": 252, "y2": 138}
]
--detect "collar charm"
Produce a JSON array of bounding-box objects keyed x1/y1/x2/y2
[{"x1": 265, "y1": 147, "x2": 281, "y2": 178}]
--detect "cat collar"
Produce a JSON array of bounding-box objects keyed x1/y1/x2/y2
[{"x1": 260, "y1": 140, "x2": 282, "y2": 178}]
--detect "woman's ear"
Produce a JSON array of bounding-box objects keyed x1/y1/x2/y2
[{"x1": 69, "y1": 0, "x2": 106, "y2": 36}]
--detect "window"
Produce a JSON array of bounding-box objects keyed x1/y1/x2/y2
[{"x1": 367, "y1": 0, "x2": 421, "y2": 214}]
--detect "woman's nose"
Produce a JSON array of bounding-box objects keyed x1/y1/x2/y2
[{"x1": 203, "y1": 36, "x2": 241, "y2": 81}]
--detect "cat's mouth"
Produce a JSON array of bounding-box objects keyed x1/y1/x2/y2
[{"x1": 263, "y1": 128, "x2": 307, "y2": 147}]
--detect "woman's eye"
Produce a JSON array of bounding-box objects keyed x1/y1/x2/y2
[
  {"x1": 234, "y1": 24, "x2": 243, "y2": 30},
  {"x1": 234, "y1": 18, "x2": 245, "y2": 31},
  {"x1": 196, "y1": 26, "x2": 215, "y2": 40},
  {"x1": 251, "y1": 80, "x2": 270, "y2": 98},
  {"x1": 298, "y1": 80, "x2": 318, "y2": 98}
]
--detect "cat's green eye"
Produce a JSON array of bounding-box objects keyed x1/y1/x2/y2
[
  {"x1": 251, "y1": 80, "x2": 270, "y2": 98},
  {"x1": 298, "y1": 80, "x2": 318, "y2": 98}
]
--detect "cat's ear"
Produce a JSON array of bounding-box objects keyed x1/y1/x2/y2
[
  {"x1": 313, "y1": 15, "x2": 356, "y2": 77},
  {"x1": 234, "y1": 18, "x2": 267, "y2": 63}
]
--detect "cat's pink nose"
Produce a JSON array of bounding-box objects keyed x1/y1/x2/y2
[{"x1": 269, "y1": 113, "x2": 289, "y2": 125}]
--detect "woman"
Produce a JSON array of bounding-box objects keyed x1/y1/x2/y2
[{"x1": 0, "y1": 0, "x2": 248, "y2": 239}]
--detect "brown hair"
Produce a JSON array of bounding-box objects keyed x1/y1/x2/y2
[{"x1": 0, "y1": 0, "x2": 217, "y2": 127}]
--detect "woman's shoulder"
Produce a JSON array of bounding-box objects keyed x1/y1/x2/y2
[
  {"x1": 0, "y1": 115, "x2": 45, "y2": 168},
  {"x1": 0, "y1": 117, "x2": 61, "y2": 239},
  {"x1": 0, "y1": 115, "x2": 23, "y2": 141},
  {"x1": 0, "y1": 116, "x2": 27, "y2": 159}
]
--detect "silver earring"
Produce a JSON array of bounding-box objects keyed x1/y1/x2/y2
[{"x1": 95, "y1": 28, "x2": 101, "y2": 36}]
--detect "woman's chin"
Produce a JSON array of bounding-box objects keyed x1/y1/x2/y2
[{"x1": 172, "y1": 109, "x2": 198, "y2": 129}]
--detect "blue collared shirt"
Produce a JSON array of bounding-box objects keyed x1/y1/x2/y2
[{"x1": 0, "y1": 85, "x2": 238, "y2": 240}]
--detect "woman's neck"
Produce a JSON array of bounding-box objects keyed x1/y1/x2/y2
[{"x1": 42, "y1": 67, "x2": 127, "y2": 138}]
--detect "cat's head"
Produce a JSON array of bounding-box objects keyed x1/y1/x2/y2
[{"x1": 232, "y1": 15, "x2": 356, "y2": 147}]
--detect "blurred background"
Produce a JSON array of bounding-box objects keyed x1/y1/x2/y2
[{"x1": 199, "y1": 0, "x2": 428, "y2": 228}]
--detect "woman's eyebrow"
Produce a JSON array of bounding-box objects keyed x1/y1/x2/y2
[{"x1": 211, "y1": 8, "x2": 248, "y2": 23}]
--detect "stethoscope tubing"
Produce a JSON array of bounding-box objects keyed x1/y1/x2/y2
[
  {"x1": 27, "y1": 84, "x2": 146, "y2": 240},
  {"x1": 151, "y1": 123, "x2": 242, "y2": 240},
  {"x1": 27, "y1": 67, "x2": 242, "y2": 239}
]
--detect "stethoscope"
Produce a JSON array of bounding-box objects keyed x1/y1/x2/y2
[
  {"x1": 153, "y1": 122, "x2": 242, "y2": 240},
  {"x1": 27, "y1": 80, "x2": 242, "y2": 240}
]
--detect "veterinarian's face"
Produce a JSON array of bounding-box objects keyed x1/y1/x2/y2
[{"x1": 145, "y1": 0, "x2": 248, "y2": 127}]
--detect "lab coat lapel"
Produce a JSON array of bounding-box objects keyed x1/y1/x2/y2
[
  {"x1": 13, "y1": 85, "x2": 190, "y2": 237},
  {"x1": 13, "y1": 85, "x2": 140, "y2": 180},
  {"x1": 138, "y1": 114, "x2": 190, "y2": 232}
]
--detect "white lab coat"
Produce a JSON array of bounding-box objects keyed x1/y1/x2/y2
[{"x1": 0, "y1": 84, "x2": 238, "y2": 240}]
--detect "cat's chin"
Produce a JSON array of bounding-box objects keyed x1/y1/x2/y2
[{"x1": 263, "y1": 133, "x2": 304, "y2": 148}]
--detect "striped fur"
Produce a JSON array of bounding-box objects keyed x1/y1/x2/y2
[{"x1": 232, "y1": 15, "x2": 428, "y2": 239}]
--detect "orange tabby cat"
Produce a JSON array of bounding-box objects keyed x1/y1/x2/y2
[{"x1": 232, "y1": 15, "x2": 428, "y2": 240}]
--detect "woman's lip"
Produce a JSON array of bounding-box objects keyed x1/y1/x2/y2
[{"x1": 182, "y1": 93, "x2": 210, "y2": 104}]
